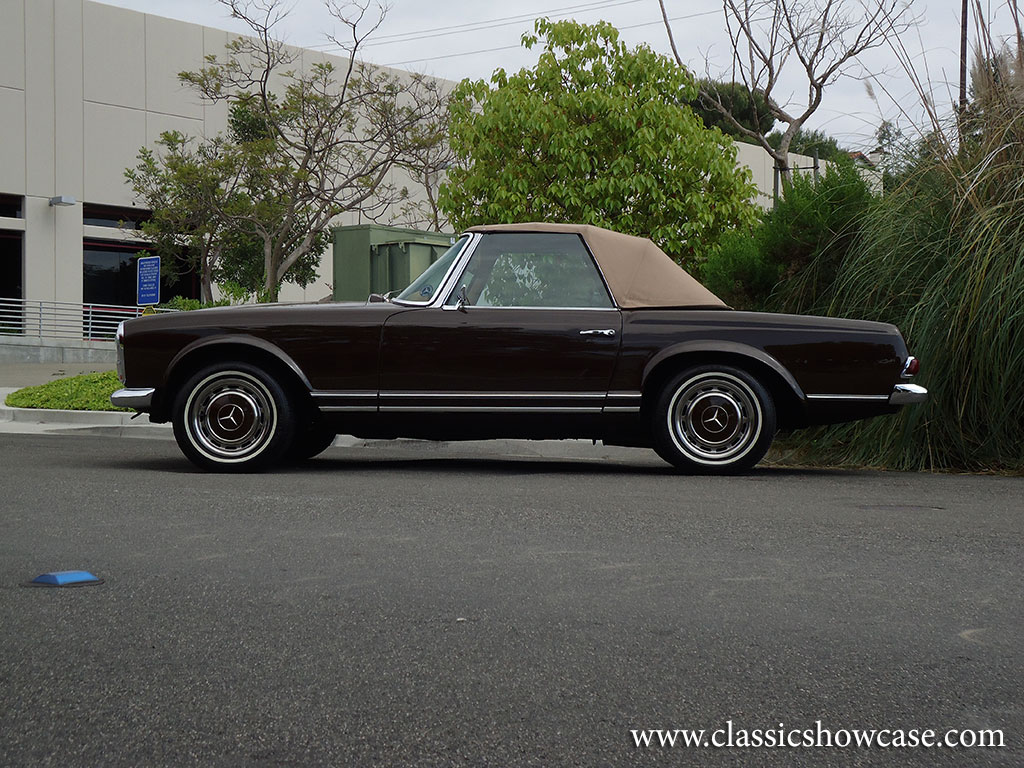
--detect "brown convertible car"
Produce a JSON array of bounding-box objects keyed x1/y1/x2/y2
[{"x1": 112, "y1": 223, "x2": 926, "y2": 473}]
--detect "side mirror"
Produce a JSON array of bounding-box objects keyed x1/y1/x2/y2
[{"x1": 455, "y1": 285, "x2": 469, "y2": 313}]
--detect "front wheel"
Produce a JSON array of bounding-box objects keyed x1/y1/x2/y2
[
  {"x1": 651, "y1": 365, "x2": 776, "y2": 474},
  {"x1": 172, "y1": 362, "x2": 297, "y2": 472}
]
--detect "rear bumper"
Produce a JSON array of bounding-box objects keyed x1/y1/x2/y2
[
  {"x1": 111, "y1": 387, "x2": 155, "y2": 410},
  {"x1": 889, "y1": 383, "x2": 928, "y2": 404}
]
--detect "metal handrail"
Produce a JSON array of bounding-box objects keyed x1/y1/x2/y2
[{"x1": 0, "y1": 296, "x2": 176, "y2": 341}]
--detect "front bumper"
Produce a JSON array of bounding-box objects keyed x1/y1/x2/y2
[
  {"x1": 111, "y1": 388, "x2": 155, "y2": 410},
  {"x1": 889, "y1": 383, "x2": 928, "y2": 405}
]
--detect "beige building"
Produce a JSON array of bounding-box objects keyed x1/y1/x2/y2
[{"x1": 0, "y1": 0, "x2": 427, "y2": 310}]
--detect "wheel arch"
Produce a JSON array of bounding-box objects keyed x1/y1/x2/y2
[
  {"x1": 641, "y1": 342, "x2": 807, "y2": 431},
  {"x1": 151, "y1": 336, "x2": 313, "y2": 423}
]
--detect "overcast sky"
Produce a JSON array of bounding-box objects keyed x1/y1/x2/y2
[{"x1": 98, "y1": 0, "x2": 1002, "y2": 151}]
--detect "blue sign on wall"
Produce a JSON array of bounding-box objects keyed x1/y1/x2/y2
[{"x1": 137, "y1": 255, "x2": 161, "y2": 306}]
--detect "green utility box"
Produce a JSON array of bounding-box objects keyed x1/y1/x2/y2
[{"x1": 332, "y1": 224, "x2": 456, "y2": 302}]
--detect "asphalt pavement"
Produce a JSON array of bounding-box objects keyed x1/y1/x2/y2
[{"x1": 0, "y1": 433, "x2": 1021, "y2": 766}]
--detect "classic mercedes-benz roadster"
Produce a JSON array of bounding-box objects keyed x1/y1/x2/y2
[{"x1": 112, "y1": 223, "x2": 926, "y2": 473}]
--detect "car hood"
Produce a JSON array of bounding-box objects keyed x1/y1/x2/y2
[{"x1": 123, "y1": 300, "x2": 402, "y2": 333}]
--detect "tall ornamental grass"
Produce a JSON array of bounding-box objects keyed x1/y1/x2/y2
[{"x1": 778, "y1": 61, "x2": 1024, "y2": 472}]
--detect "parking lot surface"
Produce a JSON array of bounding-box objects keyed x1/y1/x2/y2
[{"x1": 1, "y1": 433, "x2": 1021, "y2": 766}]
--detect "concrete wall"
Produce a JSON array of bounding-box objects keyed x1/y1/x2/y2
[
  {"x1": 0, "y1": 335, "x2": 116, "y2": 365},
  {"x1": 734, "y1": 142, "x2": 833, "y2": 210}
]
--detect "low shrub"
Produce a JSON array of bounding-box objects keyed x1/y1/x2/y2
[
  {"x1": 159, "y1": 295, "x2": 230, "y2": 311},
  {"x1": 5, "y1": 371, "x2": 127, "y2": 412}
]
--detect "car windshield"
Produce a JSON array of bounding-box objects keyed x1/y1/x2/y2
[{"x1": 394, "y1": 236, "x2": 469, "y2": 304}]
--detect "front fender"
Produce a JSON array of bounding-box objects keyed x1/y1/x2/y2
[{"x1": 165, "y1": 334, "x2": 314, "y2": 392}]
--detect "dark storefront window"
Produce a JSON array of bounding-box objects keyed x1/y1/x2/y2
[
  {"x1": 0, "y1": 231, "x2": 23, "y2": 299},
  {"x1": 0, "y1": 194, "x2": 23, "y2": 219},
  {"x1": 82, "y1": 203, "x2": 151, "y2": 230},
  {"x1": 0, "y1": 230, "x2": 23, "y2": 335},
  {"x1": 83, "y1": 240, "x2": 199, "y2": 307}
]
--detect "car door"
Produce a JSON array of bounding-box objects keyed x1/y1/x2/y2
[{"x1": 378, "y1": 232, "x2": 621, "y2": 414}]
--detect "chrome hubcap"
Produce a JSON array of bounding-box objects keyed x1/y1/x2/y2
[
  {"x1": 185, "y1": 372, "x2": 277, "y2": 462},
  {"x1": 668, "y1": 372, "x2": 762, "y2": 464}
]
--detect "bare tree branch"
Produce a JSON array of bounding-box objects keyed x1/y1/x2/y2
[
  {"x1": 661, "y1": 0, "x2": 917, "y2": 176},
  {"x1": 170, "y1": 0, "x2": 447, "y2": 300}
]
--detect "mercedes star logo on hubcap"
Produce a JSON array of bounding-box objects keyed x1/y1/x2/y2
[
  {"x1": 217, "y1": 404, "x2": 244, "y2": 431},
  {"x1": 701, "y1": 405, "x2": 728, "y2": 433}
]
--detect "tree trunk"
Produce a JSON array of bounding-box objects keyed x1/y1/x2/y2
[
  {"x1": 263, "y1": 241, "x2": 278, "y2": 303},
  {"x1": 201, "y1": 256, "x2": 214, "y2": 304}
]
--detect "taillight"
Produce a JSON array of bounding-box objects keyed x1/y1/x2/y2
[{"x1": 902, "y1": 356, "x2": 919, "y2": 377}]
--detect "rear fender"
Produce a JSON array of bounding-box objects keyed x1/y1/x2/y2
[{"x1": 642, "y1": 340, "x2": 806, "y2": 401}]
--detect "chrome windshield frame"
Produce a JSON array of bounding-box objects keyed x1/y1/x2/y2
[{"x1": 390, "y1": 233, "x2": 480, "y2": 308}]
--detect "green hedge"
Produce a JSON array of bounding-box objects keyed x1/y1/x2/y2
[{"x1": 5, "y1": 371, "x2": 127, "y2": 412}]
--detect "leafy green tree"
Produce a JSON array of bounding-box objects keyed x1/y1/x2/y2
[
  {"x1": 440, "y1": 19, "x2": 757, "y2": 269},
  {"x1": 126, "y1": 131, "x2": 242, "y2": 304},
  {"x1": 693, "y1": 80, "x2": 774, "y2": 139},
  {"x1": 126, "y1": 105, "x2": 323, "y2": 303},
  {"x1": 129, "y1": 0, "x2": 446, "y2": 302}
]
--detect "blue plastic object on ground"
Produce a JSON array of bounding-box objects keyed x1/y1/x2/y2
[{"x1": 30, "y1": 570, "x2": 102, "y2": 586}]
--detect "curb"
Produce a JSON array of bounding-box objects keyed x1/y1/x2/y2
[{"x1": 0, "y1": 387, "x2": 171, "y2": 436}]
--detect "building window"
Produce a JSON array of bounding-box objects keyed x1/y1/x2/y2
[
  {"x1": 82, "y1": 203, "x2": 151, "y2": 230},
  {"x1": 0, "y1": 230, "x2": 23, "y2": 335},
  {"x1": 0, "y1": 230, "x2": 23, "y2": 299},
  {"x1": 83, "y1": 240, "x2": 198, "y2": 307},
  {"x1": 0, "y1": 194, "x2": 23, "y2": 219}
]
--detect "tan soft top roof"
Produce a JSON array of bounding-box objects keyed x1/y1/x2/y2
[{"x1": 466, "y1": 222, "x2": 725, "y2": 309}]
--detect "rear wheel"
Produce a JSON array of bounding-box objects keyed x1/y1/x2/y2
[
  {"x1": 651, "y1": 365, "x2": 776, "y2": 474},
  {"x1": 172, "y1": 362, "x2": 296, "y2": 472}
]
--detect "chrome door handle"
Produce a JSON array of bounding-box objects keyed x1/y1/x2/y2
[{"x1": 579, "y1": 329, "x2": 616, "y2": 337}]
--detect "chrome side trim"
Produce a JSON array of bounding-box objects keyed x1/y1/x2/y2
[
  {"x1": 380, "y1": 406, "x2": 603, "y2": 413},
  {"x1": 436, "y1": 304, "x2": 620, "y2": 312},
  {"x1": 313, "y1": 390, "x2": 622, "y2": 414},
  {"x1": 311, "y1": 391, "x2": 376, "y2": 399},
  {"x1": 380, "y1": 391, "x2": 606, "y2": 399},
  {"x1": 889, "y1": 383, "x2": 928, "y2": 404},
  {"x1": 111, "y1": 387, "x2": 155, "y2": 409},
  {"x1": 806, "y1": 393, "x2": 890, "y2": 402}
]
